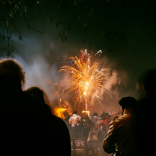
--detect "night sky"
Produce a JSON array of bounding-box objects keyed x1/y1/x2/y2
[{"x1": 0, "y1": 0, "x2": 156, "y2": 113}]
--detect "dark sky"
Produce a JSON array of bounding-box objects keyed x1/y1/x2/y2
[{"x1": 0, "y1": 0, "x2": 156, "y2": 112}]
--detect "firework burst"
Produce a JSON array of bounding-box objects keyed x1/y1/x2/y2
[{"x1": 59, "y1": 50, "x2": 109, "y2": 111}]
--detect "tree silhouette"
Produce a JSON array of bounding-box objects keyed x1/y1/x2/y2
[{"x1": 0, "y1": 0, "x2": 127, "y2": 56}]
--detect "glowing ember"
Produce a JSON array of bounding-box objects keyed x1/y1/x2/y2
[
  {"x1": 82, "y1": 110, "x2": 90, "y2": 116},
  {"x1": 59, "y1": 49, "x2": 109, "y2": 111}
]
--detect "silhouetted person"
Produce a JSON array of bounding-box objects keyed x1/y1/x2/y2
[
  {"x1": 91, "y1": 112, "x2": 98, "y2": 125},
  {"x1": 103, "y1": 97, "x2": 138, "y2": 156},
  {"x1": 136, "y1": 69, "x2": 156, "y2": 156},
  {"x1": 0, "y1": 59, "x2": 71, "y2": 155},
  {"x1": 83, "y1": 115, "x2": 92, "y2": 156}
]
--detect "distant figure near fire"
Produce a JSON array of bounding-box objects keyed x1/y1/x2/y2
[{"x1": 69, "y1": 110, "x2": 82, "y2": 138}]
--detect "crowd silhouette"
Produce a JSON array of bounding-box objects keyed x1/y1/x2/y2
[{"x1": 0, "y1": 58, "x2": 155, "y2": 156}]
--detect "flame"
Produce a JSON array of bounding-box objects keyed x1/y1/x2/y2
[{"x1": 53, "y1": 107, "x2": 66, "y2": 119}]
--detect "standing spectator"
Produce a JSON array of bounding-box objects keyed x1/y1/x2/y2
[
  {"x1": 83, "y1": 115, "x2": 92, "y2": 156},
  {"x1": 0, "y1": 59, "x2": 71, "y2": 155},
  {"x1": 136, "y1": 69, "x2": 156, "y2": 156},
  {"x1": 90, "y1": 112, "x2": 100, "y2": 155},
  {"x1": 103, "y1": 97, "x2": 138, "y2": 156},
  {"x1": 69, "y1": 110, "x2": 82, "y2": 138}
]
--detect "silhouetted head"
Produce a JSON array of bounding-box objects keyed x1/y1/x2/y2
[
  {"x1": 119, "y1": 96, "x2": 137, "y2": 111},
  {"x1": 25, "y1": 87, "x2": 45, "y2": 103},
  {"x1": 93, "y1": 112, "x2": 98, "y2": 117},
  {"x1": 25, "y1": 86, "x2": 53, "y2": 113},
  {"x1": 136, "y1": 69, "x2": 156, "y2": 95},
  {"x1": 73, "y1": 110, "x2": 77, "y2": 114},
  {"x1": 0, "y1": 59, "x2": 25, "y2": 89},
  {"x1": 142, "y1": 69, "x2": 156, "y2": 95}
]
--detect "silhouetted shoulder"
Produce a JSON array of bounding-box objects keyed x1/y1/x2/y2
[{"x1": 48, "y1": 115, "x2": 71, "y2": 155}]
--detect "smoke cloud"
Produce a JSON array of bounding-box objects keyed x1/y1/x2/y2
[{"x1": 0, "y1": 31, "x2": 136, "y2": 116}]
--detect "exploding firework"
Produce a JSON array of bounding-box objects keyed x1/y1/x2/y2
[{"x1": 59, "y1": 50, "x2": 109, "y2": 111}]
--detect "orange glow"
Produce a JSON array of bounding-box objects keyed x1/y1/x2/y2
[
  {"x1": 82, "y1": 110, "x2": 90, "y2": 116},
  {"x1": 53, "y1": 107, "x2": 66, "y2": 119}
]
